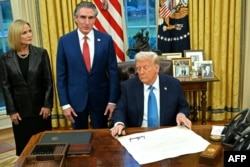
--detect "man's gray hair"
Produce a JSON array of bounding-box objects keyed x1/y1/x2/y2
[
  {"x1": 74, "y1": 1, "x2": 98, "y2": 17},
  {"x1": 135, "y1": 51, "x2": 159, "y2": 64}
]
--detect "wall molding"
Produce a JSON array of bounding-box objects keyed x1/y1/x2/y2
[{"x1": 0, "y1": 115, "x2": 12, "y2": 130}]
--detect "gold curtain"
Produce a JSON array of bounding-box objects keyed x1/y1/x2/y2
[{"x1": 189, "y1": 0, "x2": 242, "y2": 120}]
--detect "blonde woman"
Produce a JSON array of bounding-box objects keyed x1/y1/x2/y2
[{"x1": 0, "y1": 19, "x2": 53, "y2": 156}]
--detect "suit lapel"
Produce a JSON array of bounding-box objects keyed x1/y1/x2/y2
[
  {"x1": 135, "y1": 79, "x2": 144, "y2": 124},
  {"x1": 27, "y1": 46, "x2": 36, "y2": 84},
  {"x1": 67, "y1": 30, "x2": 86, "y2": 70},
  {"x1": 71, "y1": 30, "x2": 83, "y2": 57},
  {"x1": 92, "y1": 29, "x2": 101, "y2": 72},
  {"x1": 7, "y1": 50, "x2": 26, "y2": 83},
  {"x1": 159, "y1": 75, "x2": 169, "y2": 125}
]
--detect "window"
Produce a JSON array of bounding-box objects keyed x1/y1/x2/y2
[
  {"x1": 123, "y1": 0, "x2": 156, "y2": 55},
  {"x1": 0, "y1": 0, "x2": 13, "y2": 113}
]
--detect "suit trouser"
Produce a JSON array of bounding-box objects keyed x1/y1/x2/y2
[{"x1": 72, "y1": 101, "x2": 108, "y2": 129}]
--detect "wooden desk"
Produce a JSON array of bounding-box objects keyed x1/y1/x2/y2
[
  {"x1": 179, "y1": 76, "x2": 219, "y2": 124},
  {"x1": 15, "y1": 125, "x2": 225, "y2": 167}
]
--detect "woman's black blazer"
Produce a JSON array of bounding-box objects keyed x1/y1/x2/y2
[{"x1": 0, "y1": 45, "x2": 53, "y2": 118}]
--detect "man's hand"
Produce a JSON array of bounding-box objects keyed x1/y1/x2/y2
[
  {"x1": 110, "y1": 124, "x2": 126, "y2": 139},
  {"x1": 63, "y1": 107, "x2": 78, "y2": 123},
  {"x1": 176, "y1": 113, "x2": 192, "y2": 129},
  {"x1": 104, "y1": 103, "x2": 116, "y2": 120},
  {"x1": 10, "y1": 113, "x2": 22, "y2": 125}
]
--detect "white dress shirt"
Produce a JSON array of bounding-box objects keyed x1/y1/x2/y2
[{"x1": 77, "y1": 29, "x2": 94, "y2": 67}]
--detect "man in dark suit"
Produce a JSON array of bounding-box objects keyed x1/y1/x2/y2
[
  {"x1": 110, "y1": 51, "x2": 191, "y2": 138},
  {"x1": 56, "y1": 2, "x2": 120, "y2": 129}
]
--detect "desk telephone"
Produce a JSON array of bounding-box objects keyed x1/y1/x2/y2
[{"x1": 222, "y1": 108, "x2": 250, "y2": 151}]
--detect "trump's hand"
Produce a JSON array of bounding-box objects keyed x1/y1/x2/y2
[
  {"x1": 110, "y1": 124, "x2": 126, "y2": 139},
  {"x1": 176, "y1": 113, "x2": 192, "y2": 129}
]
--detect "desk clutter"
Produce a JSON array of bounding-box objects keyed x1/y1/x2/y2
[
  {"x1": 16, "y1": 126, "x2": 225, "y2": 166},
  {"x1": 31, "y1": 144, "x2": 67, "y2": 155},
  {"x1": 22, "y1": 143, "x2": 68, "y2": 167},
  {"x1": 222, "y1": 108, "x2": 250, "y2": 151},
  {"x1": 22, "y1": 131, "x2": 93, "y2": 167},
  {"x1": 199, "y1": 108, "x2": 250, "y2": 166},
  {"x1": 39, "y1": 131, "x2": 92, "y2": 155},
  {"x1": 199, "y1": 144, "x2": 222, "y2": 166}
]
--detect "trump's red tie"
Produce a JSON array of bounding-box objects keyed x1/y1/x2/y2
[{"x1": 83, "y1": 36, "x2": 91, "y2": 72}]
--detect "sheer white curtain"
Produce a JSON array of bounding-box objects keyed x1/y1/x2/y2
[{"x1": 10, "y1": 0, "x2": 41, "y2": 46}]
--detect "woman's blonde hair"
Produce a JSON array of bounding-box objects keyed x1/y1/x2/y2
[{"x1": 8, "y1": 19, "x2": 31, "y2": 51}]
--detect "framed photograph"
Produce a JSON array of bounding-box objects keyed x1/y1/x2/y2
[
  {"x1": 184, "y1": 50, "x2": 204, "y2": 71},
  {"x1": 200, "y1": 60, "x2": 214, "y2": 79},
  {"x1": 172, "y1": 58, "x2": 191, "y2": 78},
  {"x1": 193, "y1": 61, "x2": 202, "y2": 75},
  {"x1": 161, "y1": 52, "x2": 182, "y2": 60}
]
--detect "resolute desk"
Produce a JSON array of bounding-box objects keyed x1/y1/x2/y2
[{"x1": 15, "y1": 125, "x2": 225, "y2": 167}]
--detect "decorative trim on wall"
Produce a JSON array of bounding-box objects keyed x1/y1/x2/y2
[{"x1": 0, "y1": 115, "x2": 11, "y2": 130}]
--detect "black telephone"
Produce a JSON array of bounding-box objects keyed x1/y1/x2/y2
[
  {"x1": 233, "y1": 127, "x2": 250, "y2": 151},
  {"x1": 222, "y1": 108, "x2": 250, "y2": 151}
]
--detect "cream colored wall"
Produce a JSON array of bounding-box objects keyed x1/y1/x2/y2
[{"x1": 241, "y1": 0, "x2": 250, "y2": 109}]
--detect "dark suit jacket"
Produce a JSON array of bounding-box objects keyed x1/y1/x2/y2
[
  {"x1": 112, "y1": 73, "x2": 189, "y2": 127},
  {"x1": 56, "y1": 29, "x2": 120, "y2": 112},
  {"x1": 0, "y1": 45, "x2": 53, "y2": 117}
]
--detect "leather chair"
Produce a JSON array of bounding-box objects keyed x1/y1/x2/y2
[{"x1": 117, "y1": 60, "x2": 173, "y2": 82}]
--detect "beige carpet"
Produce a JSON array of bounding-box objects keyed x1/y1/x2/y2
[{"x1": 0, "y1": 149, "x2": 18, "y2": 167}]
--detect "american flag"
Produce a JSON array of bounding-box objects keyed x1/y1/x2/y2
[
  {"x1": 159, "y1": 2, "x2": 172, "y2": 18},
  {"x1": 93, "y1": 0, "x2": 125, "y2": 62}
]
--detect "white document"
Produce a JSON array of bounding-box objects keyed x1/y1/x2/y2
[
  {"x1": 211, "y1": 125, "x2": 226, "y2": 136},
  {"x1": 118, "y1": 126, "x2": 210, "y2": 165}
]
